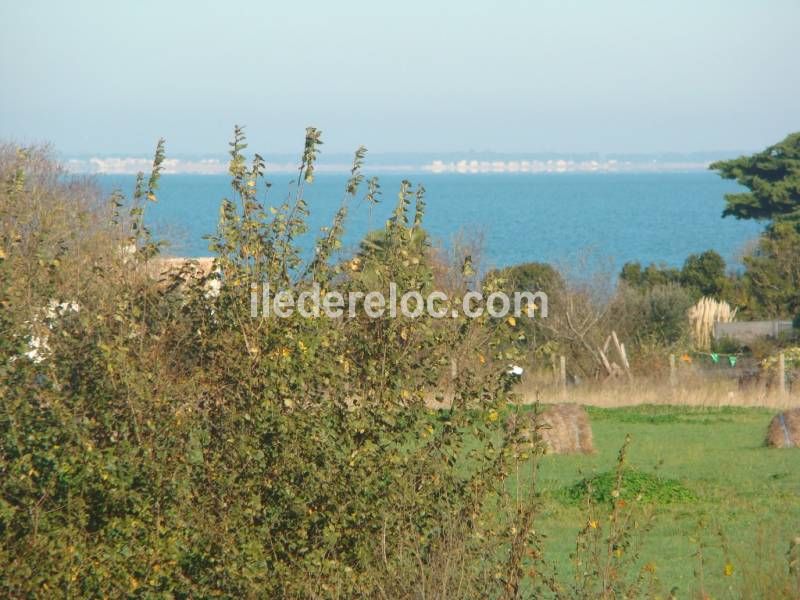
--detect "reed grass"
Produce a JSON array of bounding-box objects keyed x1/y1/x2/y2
[{"x1": 688, "y1": 296, "x2": 736, "y2": 350}]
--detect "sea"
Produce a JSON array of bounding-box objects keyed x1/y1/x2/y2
[{"x1": 97, "y1": 172, "x2": 762, "y2": 275}]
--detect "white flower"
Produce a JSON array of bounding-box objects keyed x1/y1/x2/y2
[
  {"x1": 204, "y1": 278, "x2": 222, "y2": 299},
  {"x1": 23, "y1": 299, "x2": 80, "y2": 363},
  {"x1": 24, "y1": 336, "x2": 50, "y2": 364},
  {"x1": 204, "y1": 269, "x2": 223, "y2": 300}
]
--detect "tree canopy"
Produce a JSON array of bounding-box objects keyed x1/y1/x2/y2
[
  {"x1": 491, "y1": 261, "x2": 565, "y2": 295},
  {"x1": 742, "y1": 222, "x2": 800, "y2": 318},
  {"x1": 710, "y1": 132, "x2": 800, "y2": 225},
  {"x1": 680, "y1": 250, "x2": 727, "y2": 298}
]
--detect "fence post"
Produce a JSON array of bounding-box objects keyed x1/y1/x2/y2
[
  {"x1": 778, "y1": 352, "x2": 786, "y2": 397},
  {"x1": 559, "y1": 355, "x2": 567, "y2": 399},
  {"x1": 669, "y1": 354, "x2": 677, "y2": 387}
]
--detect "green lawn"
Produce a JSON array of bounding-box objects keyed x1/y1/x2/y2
[{"x1": 522, "y1": 405, "x2": 800, "y2": 597}]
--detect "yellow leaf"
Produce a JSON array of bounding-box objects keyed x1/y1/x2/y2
[{"x1": 506, "y1": 316, "x2": 516, "y2": 327}]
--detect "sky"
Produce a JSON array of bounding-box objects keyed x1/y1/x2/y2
[{"x1": 1, "y1": 0, "x2": 799, "y2": 156}]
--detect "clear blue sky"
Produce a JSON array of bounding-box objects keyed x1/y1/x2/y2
[{"x1": 1, "y1": 0, "x2": 798, "y2": 155}]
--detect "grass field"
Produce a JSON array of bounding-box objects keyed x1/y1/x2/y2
[{"x1": 511, "y1": 404, "x2": 800, "y2": 597}]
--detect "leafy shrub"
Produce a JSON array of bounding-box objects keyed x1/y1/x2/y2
[
  {"x1": 620, "y1": 261, "x2": 681, "y2": 290},
  {"x1": 680, "y1": 250, "x2": 727, "y2": 298},
  {"x1": 0, "y1": 130, "x2": 545, "y2": 598},
  {"x1": 612, "y1": 282, "x2": 693, "y2": 348},
  {"x1": 559, "y1": 468, "x2": 695, "y2": 505}
]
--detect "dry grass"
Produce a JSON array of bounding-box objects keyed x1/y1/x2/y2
[
  {"x1": 424, "y1": 371, "x2": 798, "y2": 411},
  {"x1": 147, "y1": 256, "x2": 215, "y2": 279},
  {"x1": 513, "y1": 373, "x2": 800, "y2": 410}
]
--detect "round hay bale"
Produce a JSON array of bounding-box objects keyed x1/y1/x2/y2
[
  {"x1": 765, "y1": 407, "x2": 800, "y2": 448},
  {"x1": 506, "y1": 403, "x2": 594, "y2": 454}
]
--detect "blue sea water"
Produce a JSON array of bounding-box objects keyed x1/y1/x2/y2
[{"x1": 97, "y1": 172, "x2": 762, "y2": 274}]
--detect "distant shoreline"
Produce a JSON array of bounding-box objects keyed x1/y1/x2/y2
[{"x1": 65, "y1": 158, "x2": 713, "y2": 176}]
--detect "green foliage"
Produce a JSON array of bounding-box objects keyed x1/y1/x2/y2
[
  {"x1": 617, "y1": 220, "x2": 798, "y2": 321},
  {"x1": 557, "y1": 436, "x2": 661, "y2": 599},
  {"x1": 680, "y1": 250, "x2": 727, "y2": 298},
  {"x1": 483, "y1": 262, "x2": 563, "y2": 360},
  {"x1": 559, "y1": 468, "x2": 695, "y2": 505},
  {"x1": 620, "y1": 261, "x2": 681, "y2": 290},
  {"x1": 0, "y1": 132, "x2": 540, "y2": 598},
  {"x1": 621, "y1": 251, "x2": 728, "y2": 300},
  {"x1": 613, "y1": 283, "x2": 693, "y2": 347},
  {"x1": 643, "y1": 284, "x2": 694, "y2": 344},
  {"x1": 494, "y1": 261, "x2": 565, "y2": 295},
  {"x1": 710, "y1": 132, "x2": 800, "y2": 225},
  {"x1": 742, "y1": 222, "x2": 800, "y2": 318}
]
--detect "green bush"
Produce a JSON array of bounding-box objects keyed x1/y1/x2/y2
[
  {"x1": 620, "y1": 261, "x2": 681, "y2": 290},
  {"x1": 0, "y1": 130, "x2": 546, "y2": 597},
  {"x1": 680, "y1": 250, "x2": 727, "y2": 298},
  {"x1": 559, "y1": 468, "x2": 695, "y2": 505},
  {"x1": 612, "y1": 282, "x2": 693, "y2": 348}
]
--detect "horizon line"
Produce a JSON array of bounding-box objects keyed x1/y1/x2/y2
[{"x1": 62, "y1": 155, "x2": 723, "y2": 176}]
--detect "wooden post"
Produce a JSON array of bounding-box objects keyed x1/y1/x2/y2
[
  {"x1": 611, "y1": 331, "x2": 633, "y2": 382},
  {"x1": 598, "y1": 347, "x2": 613, "y2": 377},
  {"x1": 559, "y1": 355, "x2": 567, "y2": 399},
  {"x1": 669, "y1": 354, "x2": 677, "y2": 387},
  {"x1": 620, "y1": 343, "x2": 633, "y2": 382},
  {"x1": 450, "y1": 357, "x2": 458, "y2": 380},
  {"x1": 778, "y1": 352, "x2": 786, "y2": 397}
]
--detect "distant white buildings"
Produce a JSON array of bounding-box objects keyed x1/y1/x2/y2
[
  {"x1": 63, "y1": 155, "x2": 709, "y2": 176},
  {"x1": 424, "y1": 157, "x2": 706, "y2": 174}
]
